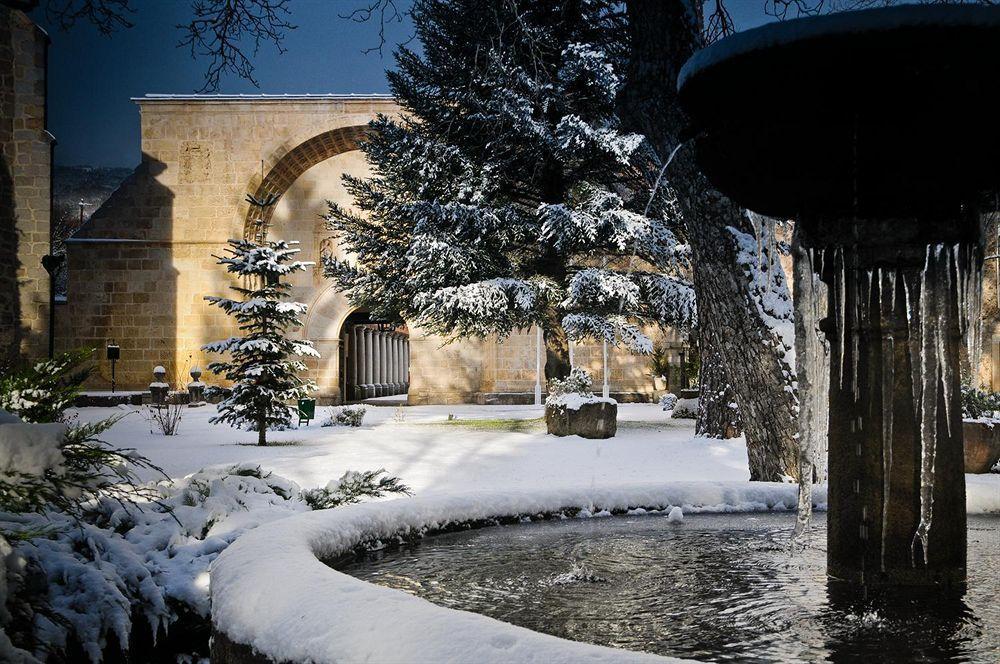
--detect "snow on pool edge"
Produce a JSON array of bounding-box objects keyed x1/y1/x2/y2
[{"x1": 210, "y1": 481, "x2": 823, "y2": 664}]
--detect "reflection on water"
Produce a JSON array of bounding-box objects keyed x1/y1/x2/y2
[{"x1": 335, "y1": 513, "x2": 999, "y2": 663}]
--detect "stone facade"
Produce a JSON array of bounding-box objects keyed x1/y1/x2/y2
[
  {"x1": 62, "y1": 95, "x2": 681, "y2": 403},
  {"x1": 0, "y1": 5, "x2": 52, "y2": 362}
]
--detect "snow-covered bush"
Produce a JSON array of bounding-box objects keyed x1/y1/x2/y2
[
  {"x1": 962, "y1": 384, "x2": 1000, "y2": 421},
  {"x1": 302, "y1": 469, "x2": 411, "y2": 510},
  {"x1": 203, "y1": 239, "x2": 319, "y2": 446},
  {"x1": 1, "y1": 460, "x2": 411, "y2": 662},
  {"x1": 546, "y1": 368, "x2": 593, "y2": 404},
  {"x1": 202, "y1": 385, "x2": 231, "y2": 403},
  {"x1": 321, "y1": 405, "x2": 367, "y2": 428},
  {"x1": 0, "y1": 414, "x2": 161, "y2": 516},
  {"x1": 659, "y1": 392, "x2": 678, "y2": 411},
  {"x1": 671, "y1": 397, "x2": 699, "y2": 419},
  {"x1": 0, "y1": 348, "x2": 93, "y2": 423}
]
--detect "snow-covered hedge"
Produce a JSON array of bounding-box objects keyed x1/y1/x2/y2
[
  {"x1": 211, "y1": 482, "x2": 829, "y2": 664},
  {"x1": 321, "y1": 405, "x2": 367, "y2": 428}
]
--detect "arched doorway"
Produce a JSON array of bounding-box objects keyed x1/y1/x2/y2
[{"x1": 339, "y1": 310, "x2": 410, "y2": 402}]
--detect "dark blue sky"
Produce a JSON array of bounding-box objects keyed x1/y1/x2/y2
[{"x1": 32, "y1": 1, "x2": 773, "y2": 168}]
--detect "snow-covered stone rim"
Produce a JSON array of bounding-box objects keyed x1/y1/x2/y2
[
  {"x1": 678, "y1": 4, "x2": 1000, "y2": 91},
  {"x1": 209, "y1": 481, "x2": 826, "y2": 664}
]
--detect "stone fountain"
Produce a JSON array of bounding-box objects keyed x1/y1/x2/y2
[{"x1": 678, "y1": 5, "x2": 1000, "y2": 586}]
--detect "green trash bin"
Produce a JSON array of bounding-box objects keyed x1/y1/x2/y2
[{"x1": 297, "y1": 398, "x2": 316, "y2": 426}]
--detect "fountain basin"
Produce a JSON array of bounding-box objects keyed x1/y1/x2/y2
[
  {"x1": 677, "y1": 5, "x2": 1000, "y2": 220},
  {"x1": 208, "y1": 482, "x2": 824, "y2": 663},
  {"x1": 209, "y1": 481, "x2": 999, "y2": 663},
  {"x1": 339, "y1": 513, "x2": 1000, "y2": 663}
]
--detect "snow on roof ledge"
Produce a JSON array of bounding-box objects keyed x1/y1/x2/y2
[
  {"x1": 133, "y1": 93, "x2": 394, "y2": 103},
  {"x1": 210, "y1": 481, "x2": 825, "y2": 664}
]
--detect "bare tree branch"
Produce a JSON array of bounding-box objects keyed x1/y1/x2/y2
[
  {"x1": 177, "y1": 0, "x2": 296, "y2": 93},
  {"x1": 44, "y1": 0, "x2": 134, "y2": 35},
  {"x1": 704, "y1": 0, "x2": 735, "y2": 43},
  {"x1": 340, "y1": 0, "x2": 410, "y2": 56}
]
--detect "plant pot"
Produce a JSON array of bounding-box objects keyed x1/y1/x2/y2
[{"x1": 962, "y1": 420, "x2": 1000, "y2": 473}]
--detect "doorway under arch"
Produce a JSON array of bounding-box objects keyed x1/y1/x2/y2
[{"x1": 339, "y1": 310, "x2": 410, "y2": 402}]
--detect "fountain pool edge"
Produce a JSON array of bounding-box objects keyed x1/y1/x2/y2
[{"x1": 209, "y1": 479, "x2": 996, "y2": 664}]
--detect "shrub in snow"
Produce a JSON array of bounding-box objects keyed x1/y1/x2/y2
[
  {"x1": 961, "y1": 383, "x2": 1000, "y2": 422},
  {"x1": 659, "y1": 392, "x2": 678, "y2": 411},
  {"x1": 302, "y1": 469, "x2": 411, "y2": 510},
  {"x1": 546, "y1": 368, "x2": 594, "y2": 403},
  {"x1": 671, "y1": 397, "x2": 699, "y2": 419},
  {"x1": 203, "y1": 239, "x2": 320, "y2": 446},
  {"x1": 0, "y1": 415, "x2": 162, "y2": 516},
  {"x1": 0, "y1": 348, "x2": 93, "y2": 423},
  {"x1": 321, "y1": 405, "x2": 367, "y2": 428},
  {"x1": 323, "y1": 0, "x2": 694, "y2": 372},
  {"x1": 144, "y1": 402, "x2": 184, "y2": 436},
  {"x1": 202, "y1": 385, "x2": 231, "y2": 403},
  {"x1": 1, "y1": 460, "x2": 411, "y2": 662}
]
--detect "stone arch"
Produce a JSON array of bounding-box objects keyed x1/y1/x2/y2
[{"x1": 243, "y1": 125, "x2": 369, "y2": 240}]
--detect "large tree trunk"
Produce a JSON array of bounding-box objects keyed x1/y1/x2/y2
[
  {"x1": 696, "y1": 343, "x2": 741, "y2": 439},
  {"x1": 543, "y1": 317, "x2": 572, "y2": 381},
  {"x1": 619, "y1": 0, "x2": 799, "y2": 481}
]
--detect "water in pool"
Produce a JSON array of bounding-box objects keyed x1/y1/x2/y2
[{"x1": 335, "y1": 512, "x2": 1000, "y2": 663}]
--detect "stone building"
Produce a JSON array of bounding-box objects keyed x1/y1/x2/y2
[
  {"x1": 63, "y1": 94, "x2": 684, "y2": 403},
  {"x1": 0, "y1": 1, "x2": 52, "y2": 363}
]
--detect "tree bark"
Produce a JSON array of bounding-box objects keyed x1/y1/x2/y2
[
  {"x1": 619, "y1": 0, "x2": 799, "y2": 481},
  {"x1": 544, "y1": 322, "x2": 572, "y2": 381},
  {"x1": 696, "y1": 343, "x2": 741, "y2": 439}
]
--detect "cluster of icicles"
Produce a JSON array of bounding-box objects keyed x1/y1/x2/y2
[{"x1": 794, "y1": 241, "x2": 982, "y2": 569}]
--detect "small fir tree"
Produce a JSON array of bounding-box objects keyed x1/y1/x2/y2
[
  {"x1": 324, "y1": 0, "x2": 693, "y2": 380},
  {"x1": 203, "y1": 239, "x2": 318, "y2": 446}
]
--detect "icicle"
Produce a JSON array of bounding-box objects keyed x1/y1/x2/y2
[
  {"x1": 837, "y1": 247, "x2": 847, "y2": 389},
  {"x1": 880, "y1": 267, "x2": 895, "y2": 572},
  {"x1": 955, "y1": 242, "x2": 984, "y2": 387},
  {"x1": 938, "y1": 247, "x2": 953, "y2": 439},
  {"x1": 793, "y1": 244, "x2": 830, "y2": 541},
  {"x1": 912, "y1": 245, "x2": 942, "y2": 568},
  {"x1": 851, "y1": 256, "x2": 862, "y2": 403}
]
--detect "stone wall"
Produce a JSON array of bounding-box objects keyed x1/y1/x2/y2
[
  {"x1": 0, "y1": 6, "x2": 51, "y2": 363},
  {"x1": 62, "y1": 95, "x2": 679, "y2": 403}
]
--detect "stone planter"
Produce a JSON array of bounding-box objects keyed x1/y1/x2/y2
[
  {"x1": 652, "y1": 376, "x2": 667, "y2": 391},
  {"x1": 962, "y1": 420, "x2": 1000, "y2": 474},
  {"x1": 545, "y1": 399, "x2": 617, "y2": 439}
]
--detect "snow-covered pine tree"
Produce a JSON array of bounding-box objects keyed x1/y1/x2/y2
[
  {"x1": 324, "y1": 0, "x2": 694, "y2": 378},
  {"x1": 203, "y1": 239, "x2": 318, "y2": 446}
]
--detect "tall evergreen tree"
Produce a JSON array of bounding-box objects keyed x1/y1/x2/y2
[
  {"x1": 324, "y1": 0, "x2": 694, "y2": 379},
  {"x1": 203, "y1": 239, "x2": 318, "y2": 446}
]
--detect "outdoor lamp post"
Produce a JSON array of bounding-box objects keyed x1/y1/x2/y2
[
  {"x1": 40, "y1": 253, "x2": 64, "y2": 359},
  {"x1": 106, "y1": 341, "x2": 120, "y2": 393}
]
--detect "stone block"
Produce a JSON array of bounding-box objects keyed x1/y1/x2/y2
[{"x1": 545, "y1": 400, "x2": 617, "y2": 439}]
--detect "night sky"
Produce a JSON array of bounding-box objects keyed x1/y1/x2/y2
[{"x1": 30, "y1": 0, "x2": 774, "y2": 168}]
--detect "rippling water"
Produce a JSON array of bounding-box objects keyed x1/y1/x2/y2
[{"x1": 335, "y1": 513, "x2": 1000, "y2": 663}]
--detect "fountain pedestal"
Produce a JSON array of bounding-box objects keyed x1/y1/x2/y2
[
  {"x1": 678, "y1": 4, "x2": 1000, "y2": 586},
  {"x1": 806, "y1": 217, "x2": 971, "y2": 585}
]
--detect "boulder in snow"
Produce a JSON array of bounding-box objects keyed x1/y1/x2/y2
[{"x1": 545, "y1": 395, "x2": 617, "y2": 439}]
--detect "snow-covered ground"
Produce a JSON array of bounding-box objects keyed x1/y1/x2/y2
[
  {"x1": 72, "y1": 402, "x2": 1000, "y2": 511},
  {"x1": 72, "y1": 403, "x2": 751, "y2": 492}
]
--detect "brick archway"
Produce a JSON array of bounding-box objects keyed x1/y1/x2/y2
[{"x1": 243, "y1": 124, "x2": 369, "y2": 240}]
